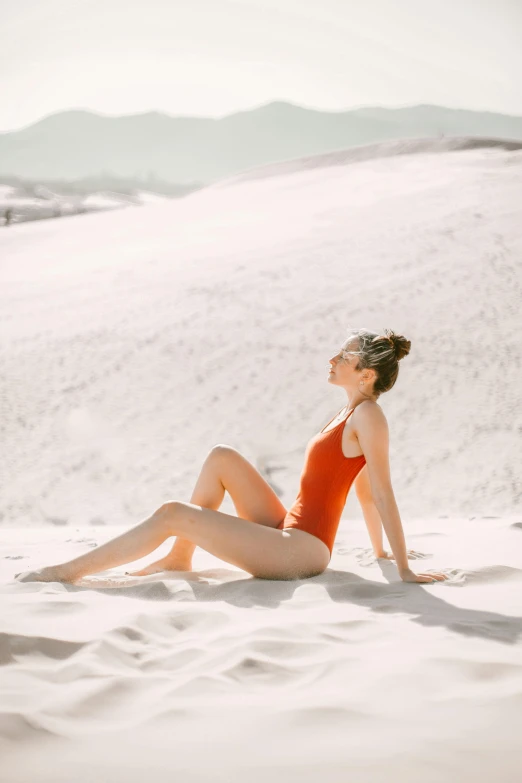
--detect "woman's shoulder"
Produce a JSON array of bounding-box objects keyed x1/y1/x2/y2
[
  {"x1": 352, "y1": 401, "x2": 388, "y2": 430},
  {"x1": 352, "y1": 403, "x2": 390, "y2": 455}
]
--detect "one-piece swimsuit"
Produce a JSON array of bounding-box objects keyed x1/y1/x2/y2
[{"x1": 277, "y1": 407, "x2": 366, "y2": 557}]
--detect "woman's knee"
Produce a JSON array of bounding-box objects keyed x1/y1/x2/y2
[
  {"x1": 156, "y1": 501, "x2": 184, "y2": 531},
  {"x1": 209, "y1": 444, "x2": 239, "y2": 465}
]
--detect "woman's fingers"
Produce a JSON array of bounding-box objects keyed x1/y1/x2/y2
[
  {"x1": 401, "y1": 569, "x2": 449, "y2": 583},
  {"x1": 420, "y1": 571, "x2": 448, "y2": 582}
]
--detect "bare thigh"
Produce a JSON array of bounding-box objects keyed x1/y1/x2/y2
[
  {"x1": 171, "y1": 502, "x2": 331, "y2": 579},
  {"x1": 211, "y1": 444, "x2": 287, "y2": 528}
]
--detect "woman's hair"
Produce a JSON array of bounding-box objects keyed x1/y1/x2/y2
[{"x1": 347, "y1": 328, "x2": 411, "y2": 398}]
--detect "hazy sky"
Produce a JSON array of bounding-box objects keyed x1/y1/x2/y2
[{"x1": 2, "y1": 0, "x2": 520, "y2": 132}]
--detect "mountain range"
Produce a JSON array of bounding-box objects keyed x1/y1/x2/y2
[{"x1": 1, "y1": 102, "x2": 522, "y2": 185}]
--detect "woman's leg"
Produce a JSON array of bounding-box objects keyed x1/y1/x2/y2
[
  {"x1": 16, "y1": 501, "x2": 329, "y2": 583},
  {"x1": 16, "y1": 504, "x2": 175, "y2": 583},
  {"x1": 16, "y1": 444, "x2": 290, "y2": 583},
  {"x1": 128, "y1": 444, "x2": 287, "y2": 576}
]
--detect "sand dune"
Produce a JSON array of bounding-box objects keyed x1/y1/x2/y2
[
  {"x1": 216, "y1": 135, "x2": 522, "y2": 186},
  {"x1": 1, "y1": 138, "x2": 522, "y2": 780},
  {"x1": 1, "y1": 137, "x2": 520, "y2": 526}
]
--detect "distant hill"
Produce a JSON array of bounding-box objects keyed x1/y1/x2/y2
[
  {"x1": 1, "y1": 102, "x2": 521, "y2": 184},
  {"x1": 217, "y1": 136, "x2": 522, "y2": 187}
]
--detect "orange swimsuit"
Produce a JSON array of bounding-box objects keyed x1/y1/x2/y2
[{"x1": 277, "y1": 407, "x2": 366, "y2": 557}]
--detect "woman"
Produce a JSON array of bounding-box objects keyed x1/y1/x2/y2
[{"x1": 17, "y1": 328, "x2": 447, "y2": 585}]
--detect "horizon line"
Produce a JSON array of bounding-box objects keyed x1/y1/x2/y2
[{"x1": 3, "y1": 99, "x2": 522, "y2": 134}]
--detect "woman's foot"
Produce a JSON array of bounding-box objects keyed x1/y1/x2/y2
[
  {"x1": 125, "y1": 555, "x2": 193, "y2": 577},
  {"x1": 15, "y1": 564, "x2": 75, "y2": 583}
]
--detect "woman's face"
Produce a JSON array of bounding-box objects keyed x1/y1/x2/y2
[{"x1": 327, "y1": 338, "x2": 360, "y2": 384}]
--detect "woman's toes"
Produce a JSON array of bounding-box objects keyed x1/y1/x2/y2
[
  {"x1": 125, "y1": 567, "x2": 152, "y2": 577},
  {"x1": 125, "y1": 560, "x2": 192, "y2": 577},
  {"x1": 15, "y1": 566, "x2": 73, "y2": 583},
  {"x1": 15, "y1": 569, "x2": 51, "y2": 583},
  {"x1": 126, "y1": 563, "x2": 167, "y2": 576}
]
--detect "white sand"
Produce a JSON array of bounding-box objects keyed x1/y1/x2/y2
[{"x1": 1, "y1": 139, "x2": 522, "y2": 780}]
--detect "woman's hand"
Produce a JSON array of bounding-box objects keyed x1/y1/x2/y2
[
  {"x1": 374, "y1": 549, "x2": 425, "y2": 560},
  {"x1": 399, "y1": 568, "x2": 448, "y2": 584}
]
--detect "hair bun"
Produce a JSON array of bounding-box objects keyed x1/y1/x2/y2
[{"x1": 385, "y1": 330, "x2": 411, "y2": 361}]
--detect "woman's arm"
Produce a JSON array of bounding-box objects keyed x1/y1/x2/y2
[
  {"x1": 354, "y1": 466, "x2": 386, "y2": 556},
  {"x1": 353, "y1": 404, "x2": 409, "y2": 575}
]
